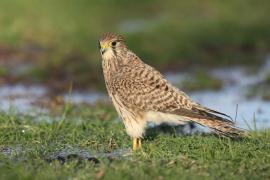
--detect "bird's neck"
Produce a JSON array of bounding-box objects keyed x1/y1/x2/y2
[
  {"x1": 102, "y1": 52, "x2": 122, "y2": 86},
  {"x1": 102, "y1": 48, "x2": 131, "y2": 71},
  {"x1": 102, "y1": 49, "x2": 142, "y2": 83},
  {"x1": 102, "y1": 53, "x2": 122, "y2": 73}
]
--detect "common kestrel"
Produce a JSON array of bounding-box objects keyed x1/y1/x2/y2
[{"x1": 98, "y1": 32, "x2": 245, "y2": 151}]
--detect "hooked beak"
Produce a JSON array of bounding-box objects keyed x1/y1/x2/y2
[
  {"x1": 100, "y1": 48, "x2": 107, "y2": 55},
  {"x1": 100, "y1": 43, "x2": 110, "y2": 55}
]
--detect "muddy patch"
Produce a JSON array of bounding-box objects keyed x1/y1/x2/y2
[
  {"x1": 0, "y1": 146, "x2": 132, "y2": 164},
  {"x1": 46, "y1": 148, "x2": 132, "y2": 164}
]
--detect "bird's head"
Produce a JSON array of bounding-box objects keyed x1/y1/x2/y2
[{"x1": 98, "y1": 32, "x2": 127, "y2": 60}]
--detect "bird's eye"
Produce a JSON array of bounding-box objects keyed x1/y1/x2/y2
[{"x1": 111, "y1": 41, "x2": 117, "y2": 46}]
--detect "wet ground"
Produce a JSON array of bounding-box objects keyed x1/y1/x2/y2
[
  {"x1": 166, "y1": 58, "x2": 270, "y2": 130},
  {"x1": 0, "y1": 145, "x2": 132, "y2": 164},
  {"x1": 0, "y1": 59, "x2": 270, "y2": 130},
  {"x1": 0, "y1": 59, "x2": 270, "y2": 165}
]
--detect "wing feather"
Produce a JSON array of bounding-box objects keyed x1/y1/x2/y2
[{"x1": 111, "y1": 64, "x2": 233, "y2": 123}]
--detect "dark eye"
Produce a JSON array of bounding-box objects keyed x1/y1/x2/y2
[{"x1": 111, "y1": 41, "x2": 117, "y2": 46}]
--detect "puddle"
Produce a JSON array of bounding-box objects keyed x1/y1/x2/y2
[
  {"x1": 167, "y1": 58, "x2": 270, "y2": 130},
  {"x1": 0, "y1": 85, "x2": 105, "y2": 113},
  {"x1": 0, "y1": 84, "x2": 48, "y2": 113},
  {"x1": 0, "y1": 59, "x2": 270, "y2": 130},
  {"x1": 63, "y1": 91, "x2": 107, "y2": 105},
  {"x1": 192, "y1": 60, "x2": 270, "y2": 130}
]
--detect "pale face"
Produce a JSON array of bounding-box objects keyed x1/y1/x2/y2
[{"x1": 99, "y1": 39, "x2": 119, "y2": 60}]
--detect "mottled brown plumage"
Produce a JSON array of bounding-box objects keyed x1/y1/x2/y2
[{"x1": 98, "y1": 32, "x2": 245, "y2": 150}]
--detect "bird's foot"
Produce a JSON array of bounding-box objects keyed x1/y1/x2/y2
[{"x1": 132, "y1": 137, "x2": 143, "y2": 151}]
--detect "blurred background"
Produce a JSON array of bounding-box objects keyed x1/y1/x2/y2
[{"x1": 0, "y1": 0, "x2": 269, "y2": 129}]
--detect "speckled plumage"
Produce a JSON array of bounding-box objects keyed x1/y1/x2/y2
[{"x1": 99, "y1": 32, "x2": 245, "y2": 140}]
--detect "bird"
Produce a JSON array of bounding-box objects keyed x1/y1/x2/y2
[{"x1": 98, "y1": 32, "x2": 245, "y2": 151}]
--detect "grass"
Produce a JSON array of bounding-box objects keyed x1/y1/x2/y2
[
  {"x1": 0, "y1": 105, "x2": 269, "y2": 179},
  {"x1": 0, "y1": 0, "x2": 270, "y2": 88}
]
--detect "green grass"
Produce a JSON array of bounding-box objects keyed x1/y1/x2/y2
[
  {"x1": 0, "y1": 0, "x2": 270, "y2": 88},
  {"x1": 0, "y1": 105, "x2": 269, "y2": 180}
]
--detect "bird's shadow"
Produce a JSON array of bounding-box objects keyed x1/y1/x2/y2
[
  {"x1": 143, "y1": 123, "x2": 247, "y2": 142},
  {"x1": 144, "y1": 122, "x2": 196, "y2": 141}
]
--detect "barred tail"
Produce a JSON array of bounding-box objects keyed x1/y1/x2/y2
[{"x1": 190, "y1": 117, "x2": 247, "y2": 138}]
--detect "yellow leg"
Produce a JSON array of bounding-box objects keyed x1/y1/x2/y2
[
  {"x1": 132, "y1": 138, "x2": 142, "y2": 151},
  {"x1": 138, "y1": 138, "x2": 142, "y2": 150},
  {"x1": 132, "y1": 138, "x2": 138, "y2": 151}
]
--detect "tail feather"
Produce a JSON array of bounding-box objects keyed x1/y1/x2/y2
[
  {"x1": 165, "y1": 105, "x2": 247, "y2": 137},
  {"x1": 199, "y1": 106, "x2": 234, "y2": 121},
  {"x1": 187, "y1": 106, "x2": 246, "y2": 137},
  {"x1": 189, "y1": 117, "x2": 246, "y2": 137}
]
